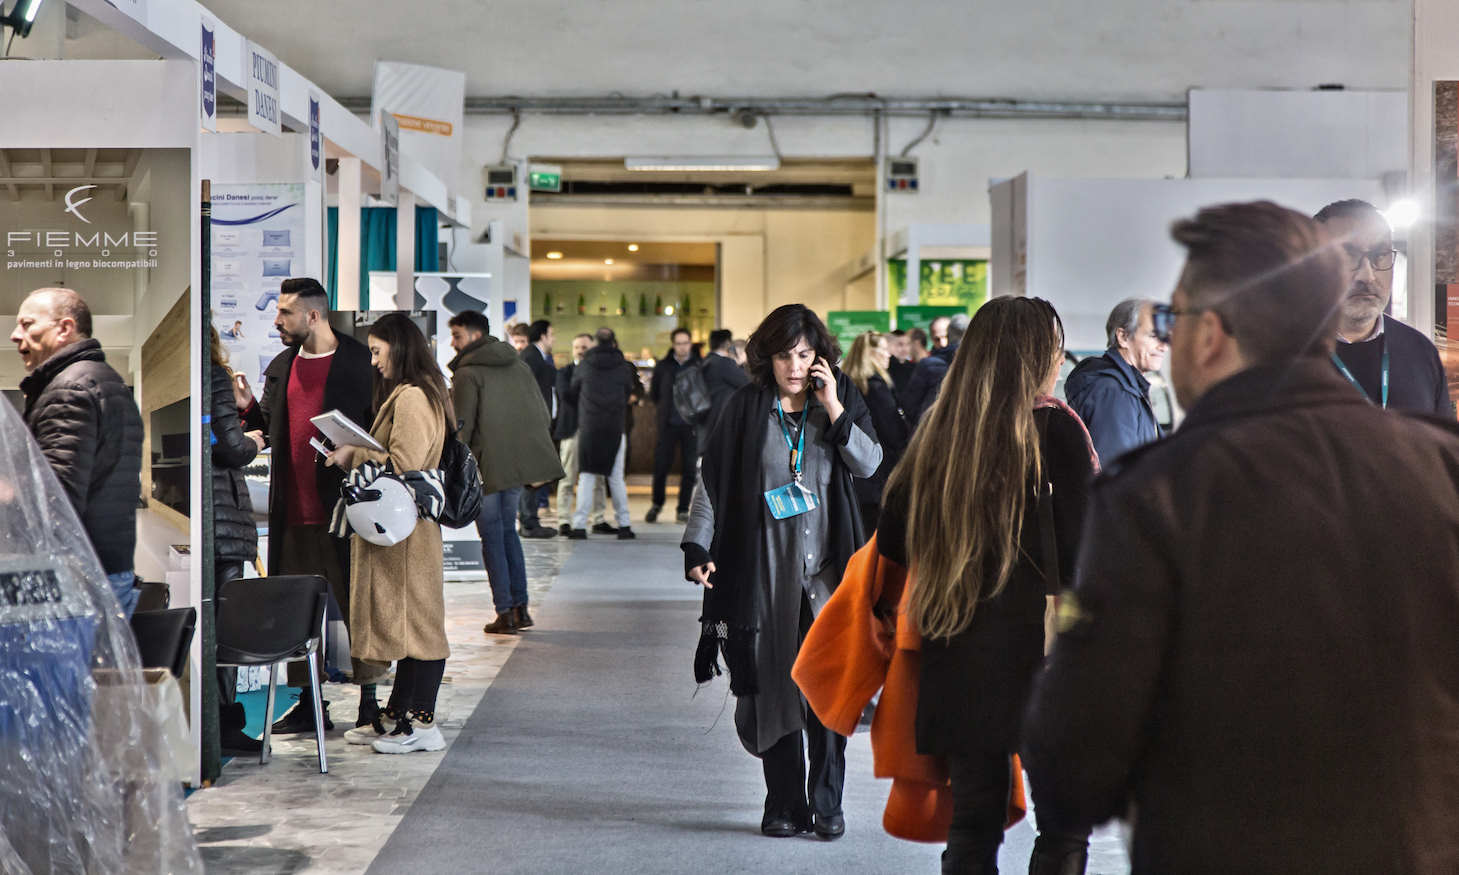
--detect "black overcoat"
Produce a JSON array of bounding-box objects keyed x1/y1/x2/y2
[{"x1": 566, "y1": 344, "x2": 638, "y2": 476}]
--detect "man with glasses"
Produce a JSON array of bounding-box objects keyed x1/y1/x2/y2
[
  {"x1": 1025, "y1": 201, "x2": 1459, "y2": 873},
  {"x1": 1315, "y1": 199, "x2": 1452, "y2": 416},
  {"x1": 1064, "y1": 298, "x2": 1167, "y2": 464}
]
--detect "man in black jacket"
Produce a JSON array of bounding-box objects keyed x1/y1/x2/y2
[
  {"x1": 12, "y1": 288, "x2": 143, "y2": 616},
  {"x1": 518, "y1": 319, "x2": 558, "y2": 538},
  {"x1": 237, "y1": 277, "x2": 375, "y2": 733},
  {"x1": 563, "y1": 328, "x2": 639, "y2": 539},
  {"x1": 1023, "y1": 201, "x2": 1459, "y2": 875},
  {"x1": 900, "y1": 313, "x2": 968, "y2": 425},
  {"x1": 647, "y1": 327, "x2": 700, "y2": 523},
  {"x1": 1315, "y1": 199, "x2": 1454, "y2": 416},
  {"x1": 700, "y1": 329, "x2": 749, "y2": 432}
]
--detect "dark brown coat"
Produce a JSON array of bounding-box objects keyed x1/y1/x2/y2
[{"x1": 1023, "y1": 358, "x2": 1459, "y2": 875}]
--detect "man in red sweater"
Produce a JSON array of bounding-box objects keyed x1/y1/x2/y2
[{"x1": 239, "y1": 278, "x2": 375, "y2": 734}]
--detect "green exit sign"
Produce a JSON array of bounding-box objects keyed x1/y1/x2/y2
[{"x1": 529, "y1": 164, "x2": 562, "y2": 192}]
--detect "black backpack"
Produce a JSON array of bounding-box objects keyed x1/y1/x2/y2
[
  {"x1": 672, "y1": 362, "x2": 712, "y2": 423},
  {"x1": 436, "y1": 428, "x2": 484, "y2": 528}
]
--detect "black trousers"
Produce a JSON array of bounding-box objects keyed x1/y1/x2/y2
[
  {"x1": 386, "y1": 657, "x2": 446, "y2": 717},
  {"x1": 942, "y1": 751, "x2": 1090, "y2": 874},
  {"x1": 651, "y1": 422, "x2": 697, "y2": 511},
  {"x1": 275, "y1": 524, "x2": 351, "y2": 687},
  {"x1": 760, "y1": 703, "x2": 847, "y2": 821},
  {"x1": 215, "y1": 561, "x2": 246, "y2": 726}
]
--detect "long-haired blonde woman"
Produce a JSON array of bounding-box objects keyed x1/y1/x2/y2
[
  {"x1": 842, "y1": 331, "x2": 909, "y2": 531},
  {"x1": 877, "y1": 297, "x2": 1096, "y2": 875}
]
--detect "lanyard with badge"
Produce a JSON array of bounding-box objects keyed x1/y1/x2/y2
[
  {"x1": 1331, "y1": 334, "x2": 1389, "y2": 409},
  {"x1": 764, "y1": 399, "x2": 821, "y2": 520}
]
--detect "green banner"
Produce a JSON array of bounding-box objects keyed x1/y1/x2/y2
[
  {"x1": 889, "y1": 259, "x2": 989, "y2": 308},
  {"x1": 826, "y1": 309, "x2": 891, "y2": 349}
]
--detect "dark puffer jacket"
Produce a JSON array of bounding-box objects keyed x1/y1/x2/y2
[
  {"x1": 565, "y1": 343, "x2": 639, "y2": 476},
  {"x1": 20, "y1": 339, "x2": 143, "y2": 574},
  {"x1": 210, "y1": 364, "x2": 259, "y2": 564}
]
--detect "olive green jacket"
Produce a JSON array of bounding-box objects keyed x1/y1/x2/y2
[{"x1": 449, "y1": 336, "x2": 565, "y2": 496}]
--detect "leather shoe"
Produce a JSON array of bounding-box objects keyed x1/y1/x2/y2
[
  {"x1": 558, "y1": 523, "x2": 572, "y2": 536},
  {"x1": 760, "y1": 815, "x2": 800, "y2": 838},
  {"x1": 645, "y1": 505, "x2": 661, "y2": 523},
  {"x1": 220, "y1": 726, "x2": 263, "y2": 756},
  {"x1": 514, "y1": 605, "x2": 535, "y2": 629},
  {"x1": 591, "y1": 522, "x2": 618, "y2": 535},
  {"x1": 521, "y1": 526, "x2": 557, "y2": 539},
  {"x1": 483, "y1": 611, "x2": 518, "y2": 635},
  {"x1": 616, "y1": 527, "x2": 636, "y2": 540},
  {"x1": 270, "y1": 698, "x2": 332, "y2": 735},
  {"x1": 812, "y1": 812, "x2": 845, "y2": 840},
  {"x1": 567, "y1": 528, "x2": 588, "y2": 540}
]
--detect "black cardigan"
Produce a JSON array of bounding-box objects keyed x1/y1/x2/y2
[{"x1": 686, "y1": 370, "x2": 875, "y2": 695}]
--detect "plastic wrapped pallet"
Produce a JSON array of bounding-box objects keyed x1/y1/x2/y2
[{"x1": 0, "y1": 397, "x2": 202, "y2": 873}]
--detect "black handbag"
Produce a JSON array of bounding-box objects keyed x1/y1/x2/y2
[
  {"x1": 672, "y1": 362, "x2": 712, "y2": 423},
  {"x1": 436, "y1": 428, "x2": 485, "y2": 528}
]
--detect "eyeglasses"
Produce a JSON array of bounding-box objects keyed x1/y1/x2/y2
[
  {"x1": 1152, "y1": 302, "x2": 1232, "y2": 343},
  {"x1": 1341, "y1": 244, "x2": 1396, "y2": 273}
]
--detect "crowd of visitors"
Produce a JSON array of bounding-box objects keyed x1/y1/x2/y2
[{"x1": 16, "y1": 192, "x2": 1459, "y2": 872}]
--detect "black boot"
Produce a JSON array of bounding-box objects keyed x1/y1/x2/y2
[
  {"x1": 270, "y1": 696, "x2": 332, "y2": 734},
  {"x1": 218, "y1": 702, "x2": 262, "y2": 755},
  {"x1": 514, "y1": 605, "x2": 535, "y2": 629},
  {"x1": 1029, "y1": 843, "x2": 1088, "y2": 875},
  {"x1": 483, "y1": 611, "x2": 518, "y2": 635}
]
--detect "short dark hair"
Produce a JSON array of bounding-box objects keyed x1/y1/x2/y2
[
  {"x1": 709, "y1": 329, "x2": 734, "y2": 351},
  {"x1": 908, "y1": 328, "x2": 929, "y2": 349},
  {"x1": 1314, "y1": 198, "x2": 1385, "y2": 227},
  {"x1": 745, "y1": 304, "x2": 841, "y2": 389},
  {"x1": 671, "y1": 327, "x2": 692, "y2": 342},
  {"x1": 279, "y1": 277, "x2": 328, "y2": 314},
  {"x1": 594, "y1": 327, "x2": 617, "y2": 347},
  {"x1": 508, "y1": 323, "x2": 530, "y2": 338},
  {"x1": 448, "y1": 310, "x2": 490, "y2": 336},
  {"x1": 890, "y1": 329, "x2": 907, "y2": 338},
  {"x1": 1171, "y1": 200, "x2": 1346, "y2": 364},
  {"x1": 528, "y1": 319, "x2": 552, "y2": 343}
]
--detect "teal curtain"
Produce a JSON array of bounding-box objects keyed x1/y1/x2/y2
[{"x1": 327, "y1": 206, "x2": 440, "y2": 309}]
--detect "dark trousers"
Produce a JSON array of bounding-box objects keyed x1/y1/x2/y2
[
  {"x1": 276, "y1": 524, "x2": 351, "y2": 687},
  {"x1": 476, "y1": 487, "x2": 528, "y2": 614},
  {"x1": 215, "y1": 561, "x2": 245, "y2": 727},
  {"x1": 386, "y1": 657, "x2": 446, "y2": 717},
  {"x1": 943, "y1": 751, "x2": 1090, "y2": 874},
  {"x1": 518, "y1": 483, "x2": 546, "y2": 530},
  {"x1": 651, "y1": 423, "x2": 698, "y2": 511},
  {"x1": 761, "y1": 705, "x2": 847, "y2": 822}
]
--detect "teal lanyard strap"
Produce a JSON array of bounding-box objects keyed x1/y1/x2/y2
[
  {"x1": 773, "y1": 399, "x2": 809, "y2": 478},
  {"x1": 1331, "y1": 335, "x2": 1389, "y2": 409}
]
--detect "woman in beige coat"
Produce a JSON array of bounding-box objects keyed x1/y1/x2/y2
[{"x1": 326, "y1": 313, "x2": 450, "y2": 755}]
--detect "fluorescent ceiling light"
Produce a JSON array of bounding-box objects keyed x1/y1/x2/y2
[{"x1": 625, "y1": 156, "x2": 781, "y2": 172}]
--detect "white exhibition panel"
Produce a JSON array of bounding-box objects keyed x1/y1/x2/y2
[
  {"x1": 1019, "y1": 176, "x2": 1383, "y2": 351},
  {"x1": 1189, "y1": 89, "x2": 1407, "y2": 180}
]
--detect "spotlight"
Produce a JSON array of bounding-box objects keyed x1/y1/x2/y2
[
  {"x1": 545, "y1": 251, "x2": 564, "y2": 260},
  {"x1": 0, "y1": 0, "x2": 46, "y2": 39},
  {"x1": 604, "y1": 258, "x2": 614, "y2": 265},
  {"x1": 627, "y1": 244, "x2": 639, "y2": 252},
  {"x1": 1384, "y1": 199, "x2": 1420, "y2": 230}
]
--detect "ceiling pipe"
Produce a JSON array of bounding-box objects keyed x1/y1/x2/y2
[{"x1": 336, "y1": 94, "x2": 1187, "y2": 122}]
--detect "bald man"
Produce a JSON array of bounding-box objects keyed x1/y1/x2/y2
[{"x1": 12, "y1": 288, "x2": 144, "y2": 616}]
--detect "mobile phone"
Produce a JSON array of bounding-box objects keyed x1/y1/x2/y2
[{"x1": 809, "y1": 358, "x2": 826, "y2": 391}]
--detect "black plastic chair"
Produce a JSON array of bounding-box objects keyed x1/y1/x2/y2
[
  {"x1": 216, "y1": 575, "x2": 330, "y2": 774},
  {"x1": 134, "y1": 580, "x2": 171, "y2": 613},
  {"x1": 129, "y1": 607, "x2": 197, "y2": 679}
]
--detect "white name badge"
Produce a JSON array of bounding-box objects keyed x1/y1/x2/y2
[{"x1": 764, "y1": 481, "x2": 820, "y2": 520}]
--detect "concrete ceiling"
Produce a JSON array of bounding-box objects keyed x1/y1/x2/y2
[{"x1": 192, "y1": 0, "x2": 1409, "y2": 103}]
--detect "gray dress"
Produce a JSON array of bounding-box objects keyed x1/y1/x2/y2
[{"x1": 684, "y1": 399, "x2": 881, "y2": 754}]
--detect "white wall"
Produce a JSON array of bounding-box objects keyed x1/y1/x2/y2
[{"x1": 1014, "y1": 175, "x2": 1384, "y2": 351}]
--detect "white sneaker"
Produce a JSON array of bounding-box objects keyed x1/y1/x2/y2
[
  {"x1": 344, "y1": 724, "x2": 386, "y2": 745},
  {"x1": 371, "y1": 722, "x2": 445, "y2": 754}
]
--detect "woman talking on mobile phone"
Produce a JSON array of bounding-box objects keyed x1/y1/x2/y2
[{"x1": 682, "y1": 303, "x2": 882, "y2": 840}]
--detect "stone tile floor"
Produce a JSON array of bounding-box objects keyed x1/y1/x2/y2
[{"x1": 189, "y1": 536, "x2": 574, "y2": 875}]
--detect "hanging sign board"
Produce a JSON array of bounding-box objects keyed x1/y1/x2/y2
[
  {"x1": 379, "y1": 111, "x2": 400, "y2": 206},
  {"x1": 199, "y1": 19, "x2": 216, "y2": 131},
  {"x1": 246, "y1": 41, "x2": 282, "y2": 137},
  {"x1": 309, "y1": 93, "x2": 322, "y2": 175},
  {"x1": 370, "y1": 62, "x2": 466, "y2": 189}
]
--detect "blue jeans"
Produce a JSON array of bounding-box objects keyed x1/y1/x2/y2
[
  {"x1": 477, "y1": 487, "x2": 529, "y2": 614},
  {"x1": 107, "y1": 570, "x2": 138, "y2": 619}
]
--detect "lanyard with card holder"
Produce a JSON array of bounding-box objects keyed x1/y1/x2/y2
[
  {"x1": 1331, "y1": 334, "x2": 1389, "y2": 409},
  {"x1": 764, "y1": 399, "x2": 820, "y2": 520}
]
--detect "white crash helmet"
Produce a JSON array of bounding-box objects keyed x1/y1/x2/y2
[{"x1": 345, "y1": 474, "x2": 418, "y2": 546}]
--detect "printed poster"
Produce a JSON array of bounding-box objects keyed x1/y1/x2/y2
[{"x1": 210, "y1": 184, "x2": 306, "y2": 385}]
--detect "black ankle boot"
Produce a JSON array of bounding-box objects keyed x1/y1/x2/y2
[
  {"x1": 1029, "y1": 844, "x2": 1088, "y2": 875},
  {"x1": 483, "y1": 611, "x2": 518, "y2": 635}
]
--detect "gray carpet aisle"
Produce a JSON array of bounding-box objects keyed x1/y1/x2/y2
[{"x1": 366, "y1": 531, "x2": 944, "y2": 874}]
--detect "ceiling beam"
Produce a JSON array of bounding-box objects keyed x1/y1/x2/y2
[
  {"x1": 0, "y1": 151, "x2": 18, "y2": 201},
  {"x1": 117, "y1": 149, "x2": 142, "y2": 202}
]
